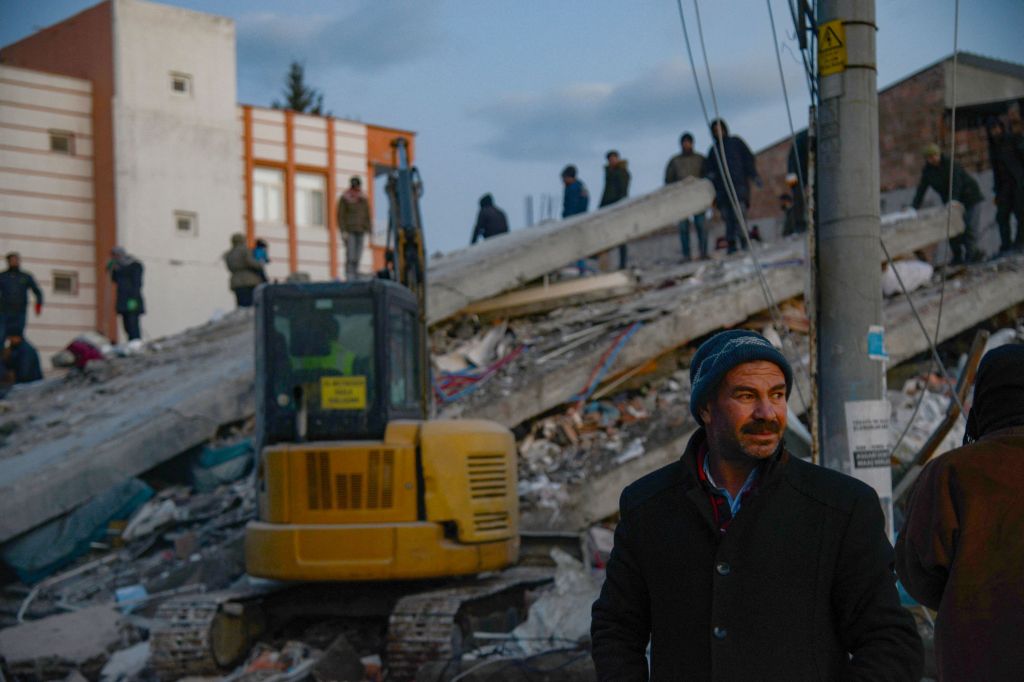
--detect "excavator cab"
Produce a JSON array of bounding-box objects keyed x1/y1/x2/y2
[{"x1": 245, "y1": 280, "x2": 519, "y2": 582}]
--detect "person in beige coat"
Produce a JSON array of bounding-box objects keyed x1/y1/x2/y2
[{"x1": 338, "y1": 176, "x2": 371, "y2": 280}]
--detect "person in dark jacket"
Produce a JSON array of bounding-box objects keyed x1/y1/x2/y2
[
  {"x1": 0, "y1": 252, "x2": 43, "y2": 340},
  {"x1": 223, "y1": 233, "x2": 266, "y2": 307},
  {"x1": 108, "y1": 246, "x2": 144, "y2": 342},
  {"x1": 561, "y1": 165, "x2": 591, "y2": 274},
  {"x1": 912, "y1": 143, "x2": 984, "y2": 264},
  {"x1": 470, "y1": 193, "x2": 509, "y2": 244},
  {"x1": 665, "y1": 133, "x2": 707, "y2": 260},
  {"x1": 338, "y1": 176, "x2": 371, "y2": 280},
  {"x1": 702, "y1": 119, "x2": 761, "y2": 254},
  {"x1": 3, "y1": 334, "x2": 42, "y2": 384},
  {"x1": 599, "y1": 150, "x2": 631, "y2": 269},
  {"x1": 591, "y1": 329, "x2": 923, "y2": 681},
  {"x1": 896, "y1": 344, "x2": 1024, "y2": 682},
  {"x1": 987, "y1": 119, "x2": 1024, "y2": 254},
  {"x1": 598, "y1": 150, "x2": 626, "y2": 266}
]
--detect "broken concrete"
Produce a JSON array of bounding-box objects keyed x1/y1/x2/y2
[
  {"x1": 0, "y1": 311, "x2": 254, "y2": 544},
  {"x1": 0, "y1": 604, "x2": 127, "y2": 679},
  {"x1": 426, "y1": 178, "x2": 715, "y2": 324},
  {"x1": 441, "y1": 206, "x2": 964, "y2": 429}
]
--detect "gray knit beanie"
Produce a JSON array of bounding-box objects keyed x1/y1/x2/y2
[{"x1": 689, "y1": 329, "x2": 793, "y2": 424}]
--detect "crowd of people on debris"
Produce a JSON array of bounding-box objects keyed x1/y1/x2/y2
[{"x1": 471, "y1": 115, "x2": 1024, "y2": 274}]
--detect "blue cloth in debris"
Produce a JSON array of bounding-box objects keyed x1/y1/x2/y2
[
  {"x1": 0, "y1": 478, "x2": 153, "y2": 584},
  {"x1": 191, "y1": 439, "x2": 254, "y2": 492}
]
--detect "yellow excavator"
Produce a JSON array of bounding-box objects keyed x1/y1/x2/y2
[{"x1": 153, "y1": 140, "x2": 545, "y2": 679}]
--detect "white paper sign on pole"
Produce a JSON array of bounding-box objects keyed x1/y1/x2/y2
[{"x1": 844, "y1": 399, "x2": 894, "y2": 540}]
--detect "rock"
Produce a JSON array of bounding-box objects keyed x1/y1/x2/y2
[
  {"x1": 0, "y1": 605, "x2": 125, "y2": 678},
  {"x1": 312, "y1": 634, "x2": 364, "y2": 682},
  {"x1": 100, "y1": 641, "x2": 150, "y2": 681}
]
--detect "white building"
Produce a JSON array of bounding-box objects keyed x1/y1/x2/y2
[{"x1": 0, "y1": 0, "x2": 414, "y2": 353}]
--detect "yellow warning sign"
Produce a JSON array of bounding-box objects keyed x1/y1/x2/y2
[
  {"x1": 321, "y1": 376, "x2": 367, "y2": 410},
  {"x1": 818, "y1": 20, "x2": 847, "y2": 77}
]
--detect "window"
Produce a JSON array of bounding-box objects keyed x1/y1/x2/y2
[
  {"x1": 253, "y1": 167, "x2": 284, "y2": 223},
  {"x1": 170, "y1": 72, "x2": 192, "y2": 95},
  {"x1": 52, "y1": 271, "x2": 78, "y2": 296},
  {"x1": 389, "y1": 307, "x2": 421, "y2": 410},
  {"x1": 174, "y1": 211, "x2": 198, "y2": 236},
  {"x1": 49, "y1": 131, "x2": 74, "y2": 155},
  {"x1": 295, "y1": 172, "x2": 326, "y2": 227}
]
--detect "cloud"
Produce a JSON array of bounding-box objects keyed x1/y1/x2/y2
[
  {"x1": 471, "y1": 57, "x2": 789, "y2": 162},
  {"x1": 236, "y1": 2, "x2": 443, "y2": 80}
]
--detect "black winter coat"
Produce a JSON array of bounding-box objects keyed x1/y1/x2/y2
[
  {"x1": 989, "y1": 132, "x2": 1024, "y2": 198},
  {"x1": 470, "y1": 205, "x2": 509, "y2": 244},
  {"x1": 591, "y1": 429, "x2": 922, "y2": 681},
  {"x1": 0, "y1": 268, "x2": 43, "y2": 314},
  {"x1": 702, "y1": 136, "x2": 759, "y2": 206},
  {"x1": 912, "y1": 155, "x2": 982, "y2": 209},
  {"x1": 111, "y1": 260, "x2": 145, "y2": 315},
  {"x1": 600, "y1": 163, "x2": 630, "y2": 207}
]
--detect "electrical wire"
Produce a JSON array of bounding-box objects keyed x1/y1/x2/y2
[{"x1": 675, "y1": 0, "x2": 809, "y2": 415}]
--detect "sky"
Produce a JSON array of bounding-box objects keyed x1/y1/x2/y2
[{"x1": 2, "y1": 0, "x2": 1023, "y2": 254}]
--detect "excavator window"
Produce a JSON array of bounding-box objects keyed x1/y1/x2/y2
[{"x1": 388, "y1": 306, "x2": 420, "y2": 409}]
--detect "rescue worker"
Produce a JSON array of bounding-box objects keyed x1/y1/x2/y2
[
  {"x1": 599, "y1": 150, "x2": 631, "y2": 269},
  {"x1": 338, "y1": 176, "x2": 371, "y2": 280},
  {"x1": 911, "y1": 142, "x2": 984, "y2": 264},
  {"x1": 108, "y1": 246, "x2": 144, "y2": 342},
  {"x1": 0, "y1": 252, "x2": 43, "y2": 339},
  {"x1": 470, "y1": 194, "x2": 509, "y2": 244},
  {"x1": 223, "y1": 233, "x2": 266, "y2": 307}
]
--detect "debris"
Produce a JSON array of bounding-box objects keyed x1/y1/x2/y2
[
  {"x1": 507, "y1": 548, "x2": 602, "y2": 656},
  {"x1": 0, "y1": 604, "x2": 129, "y2": 679},
  {"x1": 190, "y1": 438, "x2": 254, "y2": 493},
  {"x1": 612, "y1": 438, "x2": 645, "y2": 465},
  {"x1": 1, "y1": 478, "x2": 153, "y2": 584},
  {"x1": 460, "y1": 271, "x2": 638, "y2": 320},
  {"x1": 883, "y1": 259, "x2": 934, "y2": 297},
  {"x1": 311, "y1": 634, "x2": 364, "y2": 682},
  {"x1": 99, "y1": 641, "x2": 150, "y2": 682}
]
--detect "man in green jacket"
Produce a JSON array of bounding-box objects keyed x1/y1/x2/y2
[{"x1": 912, "y1": 143, "x2": 984, "y2": 264}]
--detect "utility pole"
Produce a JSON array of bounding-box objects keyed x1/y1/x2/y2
[{"x1": 815, "y1": 1, "x2": 892, "y2": 532}]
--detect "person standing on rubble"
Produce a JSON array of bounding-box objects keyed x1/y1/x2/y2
[
  {"x1": 223, "y1": 233, "x2": 266, "y2": 308},
  {"x1": 0, "y1": 252, "x2": 43, "y2": 340},
  {"x1": 599, "y1": 150, "x2": 631, "y2": 269},
  {"x1": 591, "y1": 329, "x2": 923, "y2": 680},
  {"x1": 338, "y1": 176, "x2": 371, "y2": 280},
  {"x1": 911, "y1": 143, "x2": 984, "y2": 264},
  {"x1": 665, "y1": 133, "x2": 708, "y2": 260},
  {"x1": 702, "y1": 119, "x2": 761, "y2": 254},
  {"x1": 470, "y1": 193, "x2": 509, "y2": 245},
  {"x1": 987, "y1": 119, "x2": 1024, "y2": 254},
  {"x1": 108, "y1": 246, "x2": 144, "y2": 342},
  {"x1": 561, "y1": 165, "x2": 591, "y2": 275},
  {"x1": 896, "y1": 343, "x2": 1024, "y2": 682}
]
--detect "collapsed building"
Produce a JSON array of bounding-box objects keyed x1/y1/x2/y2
[{"x1": 1, "y1": 171, "x2": 1023, "y2": 678}]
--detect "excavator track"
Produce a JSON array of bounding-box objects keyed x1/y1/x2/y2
[{"x1": 385, "y1": 567, "x2": 553, "y2": 681}]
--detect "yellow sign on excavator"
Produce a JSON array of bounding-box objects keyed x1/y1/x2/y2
[{"x1": 321, "y1": 375, "x2": 367, "y2": 410}]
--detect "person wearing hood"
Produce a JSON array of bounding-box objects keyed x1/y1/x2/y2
[
  {"x1": 912, "y1": 142, "x2": 984, "y2": 264},
  {"x1": 896, "y1": 343, "x2": 1024, "y2": 682},
  {"x1": 107, "y1": 246, "x2": 144, "y2": 341},
  {"x1": 591, "y1": 329, "x2": 922, "y2": 680},
  {"x1": 470, "y1": 193, "x2": 509, "y2": 244},
  {"x1": 3, "y1": 334, "x2": 42, "y2": 385},
  {"x1": 0, "y1": 252, "x2": 43, "y2": 340},
  {"x1": 223, "y1": 233, "x2": 266, "y2": 308},
  {"x1": 701, "y1": 118, "x2": 761, "y2": 254},
  {"x1": 337, "y1": 176, "x2": 371, "y2": 280},
  {"x1": 600, "y1": 150, "x2": 631, "y2": 269},
  {"x1": 987, "y1": 119, "x2": 1024, "y2": 254}
]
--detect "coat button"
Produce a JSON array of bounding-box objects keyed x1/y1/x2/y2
[
  {"x1": 713, "y1": 626, "x2": 728, "y2": 640},
  {"x1": 716, "y1": 562, "x2": 731, "y2": 576}
]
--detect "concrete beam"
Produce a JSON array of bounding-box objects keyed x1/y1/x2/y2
[
  {"x1": 448, "y1": 207, "x2": 962, "y2": 429},
  {"x1": 426, "y1": 179, "x2": 715, "y2": 324},
  {"x1": 566, "y1": 257, "x2": 1024, "y2": 527}
]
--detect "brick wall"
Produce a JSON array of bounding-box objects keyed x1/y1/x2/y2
[{"x1": 748, "y1": 61, "x2": 1023, "y2": 221}]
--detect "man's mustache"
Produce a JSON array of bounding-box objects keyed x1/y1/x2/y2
[{"x1": 742, "y1": 420, "x2": 781, "y2": 435}]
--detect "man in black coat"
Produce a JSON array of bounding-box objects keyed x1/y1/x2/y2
[
  {"x1": 912, "y1": 143, "x2": 984, "y2": 264},
  {"x1": 0, "y1": 252, "x2": 44, "y2": 340},
  {"x1": 591, "y1": 329, "x2": 922, "y2": 681},
  {"x1": 600, "y1": 150, "x2": 631, "y2": 269},
  {"x1": 987, "y1": 119, "x2": 1024, "y2": 254},
  {"x1": 108, "y1": 246, "x2": 144, "y2": 342},
  {"x1": 470, "y1": 194, "x2": 509, "y2": 245},
  {"x1": 702, "y1": 119, "x2": 760, "y2": 254}
]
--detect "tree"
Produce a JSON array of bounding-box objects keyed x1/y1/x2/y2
[{"x1": 273, "y1": 61, "x2": 325, "y2": 115}]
